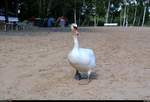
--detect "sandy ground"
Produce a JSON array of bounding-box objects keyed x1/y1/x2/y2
[{"x1": 0, "y1": 27, "x2": 150, "y2": 100}]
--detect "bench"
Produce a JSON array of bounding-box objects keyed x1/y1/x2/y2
[{"x1": 104, "y1": 23, "x2": 118, "y2": 26}]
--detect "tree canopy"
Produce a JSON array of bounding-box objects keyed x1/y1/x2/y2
[{"x1": 1, "y1": 0, "x2": 150, "y2": 26}]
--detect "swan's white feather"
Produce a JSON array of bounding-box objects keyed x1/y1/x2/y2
[
  {"x1": 68, "y1": 23, "x2": 96, "y2": 75},
  {"x1": 68, "y1": 47, "x2": 96, "y2": 72}
]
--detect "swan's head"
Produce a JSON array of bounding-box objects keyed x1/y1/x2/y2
[{"x1": 71, "y1": 23, "x2": 80, "y2": 36}]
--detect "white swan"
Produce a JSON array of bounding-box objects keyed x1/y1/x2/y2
[{"x1": 68, "y1": 23, "x2": 96, "y2": 83}]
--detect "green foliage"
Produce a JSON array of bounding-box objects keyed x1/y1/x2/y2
[{"x1": 4, "y1": 0, "x2": 150, "y2": 26}]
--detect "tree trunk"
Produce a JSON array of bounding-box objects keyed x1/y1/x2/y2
[
  {"x1": 120, "y1": 9, "x2": 123, "y2": 26},
  {"x1": 74, "y1": 0, "x2": 77, "y2": 23},
  {"x1": 125, "y1": 6, "x2": 129, "y2": 27},
  {"x1": 142, "y1": 6, "x2": 147, "y2": 27},
  {"x1": 43, "y1": 0, "x2": 46, "y2": 17},
  {"x1": 138, "y1": 16, "x2": 141, "y2": 26},
  {"x1": 105, "y1": 0, "x2": 111, "y2": 23},
  {"x1": 4, "y1": 0, "x2": 9, "y2": 31},
  {"x1": 47, "y1": 0, "x2": 53, "y2": 16},
  {"x1": 79, "y1": 13, "x2": 80, "y2": 26},
  {"x1": 39, "y1": 0, "x2": 42, "y2": 17},
  {"x1": 4, "y1": 0, "x2": 8, "y2": 23},
  {"x1": 74, "y1": 8, "x2": 77, "y2": 23},
  {"x1": 94, "y1": 16, "x2": 96, "y2": 26},
  {"x1": 132, "y1": 6, "x2": 137, "y2": 26},
  {"x1": 123, "y1": 5, "x2": 127, "y2": 27}
]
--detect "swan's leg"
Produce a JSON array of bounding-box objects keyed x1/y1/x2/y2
[
  {"x1": 87, "y1": 70, "x2": 92, "y2": 83},
  {"x1": 78, "y1": 70, "x2": 92, "y2": 85},
  {"x1": 74, "y1": 70, "x2": 81, "y2": 80}
]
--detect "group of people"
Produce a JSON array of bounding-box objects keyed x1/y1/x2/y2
[
  {"x1": 28, "y1": 15, "x2": 68, "y2": 27},
  {"x1": 47, "y1": 16, "x2": 67, "y2": 27}
]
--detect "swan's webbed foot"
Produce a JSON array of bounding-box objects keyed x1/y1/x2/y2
[
  {"x1": 78, "y1": 72, "x2": 91, "y2": 85},
  {"x1": 74, "y1": 70, "x2": 81, "y2": 80}
]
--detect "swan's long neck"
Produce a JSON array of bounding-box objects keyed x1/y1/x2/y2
[{"x1": 73, "y1": 36, "x2": 79, "y2": 50}]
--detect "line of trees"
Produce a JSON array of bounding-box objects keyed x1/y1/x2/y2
[{"x1": 1, "y1": 0, "x2": 150, "y2": 26}]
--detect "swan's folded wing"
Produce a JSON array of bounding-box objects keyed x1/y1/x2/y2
[
  {"x1": 87, "y1": 49, "x2": 96, "y2": 68},
  {"x1": 79, "y1": 48, "x2": 96, "y2": 68}
]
